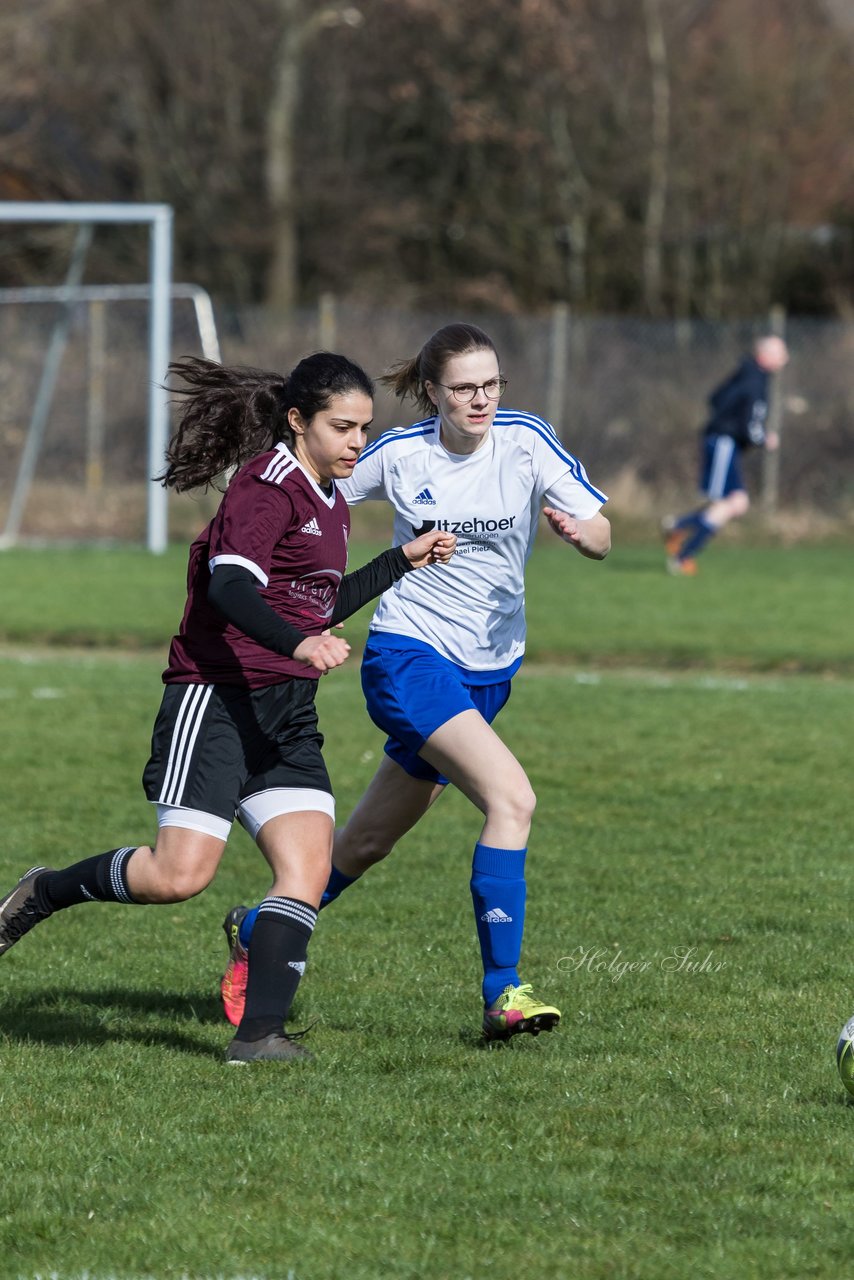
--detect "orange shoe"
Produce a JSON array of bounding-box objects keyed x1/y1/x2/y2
[
  {"x1": 661, "y1": 517, "x2": 685, "y2": 558},
  {"x1": 220, "y1": 905, "x2": 249, "y2": 1027},
  {"x1": 667, "y1": 556, "x2": 698, "y2": 576}
]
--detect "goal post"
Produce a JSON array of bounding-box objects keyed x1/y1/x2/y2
[{"x1": 0, "y1": 201, "x2": 174, "y2": 552}]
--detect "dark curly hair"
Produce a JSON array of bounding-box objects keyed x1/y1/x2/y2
[{"x1": 161, "y1": 352, "x2": 374, "y2": 491}]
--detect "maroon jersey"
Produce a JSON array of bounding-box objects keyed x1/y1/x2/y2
[{"x1": 164, "y1": 443, "x2": 350, "y2": 688}]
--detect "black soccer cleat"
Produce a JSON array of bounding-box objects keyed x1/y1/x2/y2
[
  {"x1": 225, "y1": 1032, "x2": 313, "y2": 1064},
  {"x1": 0, "y1": 866, "x2": 54, "y2": 956}
]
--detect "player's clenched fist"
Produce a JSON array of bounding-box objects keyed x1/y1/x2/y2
[
  {"x1": 294, "y1": 633, "x2": 352, "y2": 672},
  {"x1": 401, "y1": 529, "x2": 457, "y2": 567}
]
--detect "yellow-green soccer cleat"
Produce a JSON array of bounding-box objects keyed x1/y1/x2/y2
[{"x1": 482, "y1": 983, "x2": 561, "y2": 1043}]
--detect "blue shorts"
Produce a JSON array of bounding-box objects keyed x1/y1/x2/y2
[
  {"x1": 701, "y1": 434, "x2": 744, "y2": 500},
  {"x1": 361, "y1": 636, "x2": 515, "y2": 785}
]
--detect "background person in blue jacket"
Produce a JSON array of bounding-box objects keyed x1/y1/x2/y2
[{"x1": 663, "y1": 335, "x2": 789, "y2": 575}]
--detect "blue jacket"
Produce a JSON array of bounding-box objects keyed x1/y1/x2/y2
[{"x1": 703, "y1": 356, "x2": 770, "y2": 449}]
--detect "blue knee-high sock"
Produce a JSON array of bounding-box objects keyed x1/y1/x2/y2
[
  {"x1": 679, "y1": 515, "x2": 717, "y2": 559},
  {"x1": 470, "y1": 843, "x2": 527, "y2": 1007},
  {"x1": 320, "y1": 865, "x2": 358, "y2": 909},
  {"x1": 674, "y1": 508, "x2": 705, "y2": 533},
  {"x1": 238, "y1": 865, "x2": 357, "y2": 949}
]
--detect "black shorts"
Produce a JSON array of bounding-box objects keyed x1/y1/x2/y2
[{"x1": 142, "y1": 679, "x2": 332, "y2": 823}]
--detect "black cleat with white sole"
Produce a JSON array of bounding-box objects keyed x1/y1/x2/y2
[
  {"x1": 225, "y1": 1032, "x2": 313, "y2": 1064},
  {"x1": 0, "y1": 866, "x2": 54, "y2": 956}
]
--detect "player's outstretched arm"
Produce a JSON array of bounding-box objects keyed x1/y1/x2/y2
[
  {"x1": 330, "y1": 531, "x2": 456, "y2": 626},
  {"x1": 542, "y1": 507, "x2": 611, "y2": 560}
]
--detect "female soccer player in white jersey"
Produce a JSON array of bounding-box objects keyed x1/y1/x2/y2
[
  {"x1": 0, "y1": 352, "x2": 454, "y2": 1063},
  {"x1": 224, "y1": 322, "x2": 610, "y2": 1042}
]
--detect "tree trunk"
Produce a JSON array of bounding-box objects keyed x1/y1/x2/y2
[
  {"x1": 265, "y1": 0, "x2": 304, "y2": 311},
  {"x1": 642, "y1": 0, "x2": 670, "y2": 316},
  {"x1": 265, "y1": 2, "x2": 362, "y2": 311},
  {"x1": 550, "y1": 103, "x2": 591, "y2": 307}
]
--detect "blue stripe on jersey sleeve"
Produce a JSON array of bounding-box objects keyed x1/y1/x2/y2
[
  {"x1": 494, "y1": 408, "x2": 558, "y2": 438},
  {"x1": 494, "y1": 409, "x2": 607, "y2": 502},
  {"x1": 358, "y1": 419, "x2": 436, "y2": 464}
]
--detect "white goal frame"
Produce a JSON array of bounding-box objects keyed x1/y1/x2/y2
[{"x1": 0, "y1": 202, "x2": 174, "y2": 552}]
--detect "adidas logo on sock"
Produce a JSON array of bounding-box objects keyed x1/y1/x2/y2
[
  {"x1": 412, "y1": 488, "x2": 436, "y2": 506},
  {"x1": 481, "y1": 907, "x2": 513, "y2": 923},
  {"x1": 288, "y1": 960, "x2": 306, "y2": 975},
  {"x1": 300, "y1": 518, "x2": 322, "y2": 536}
]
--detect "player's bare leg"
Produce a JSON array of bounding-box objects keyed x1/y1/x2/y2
[
  {"x1": 668, "y1": 489, "x2": 750, "y2": 575},
  {"x1": 333, "y1": 756, "x2": 445, "y2": 877},
  {"x1": 417, "y1": 709, "x2": 536, "y2": 847},
  {"x1": 125, "y1": 826, "x2": 226, "y2": 902},
  {"x1": 255, "y1": 810, "x2": 334, "y2": 908},
  {"x1": 704, "y1": 488, "x2": 749, "y2": 530},
  {"x1": 0, "y1": 826, "x2": 226, "y2": 958},
  {"x1": 333, "y1": 710, "x2": 535, "y2": 873},
  {"x1": 418, "y1": 711, "x2": 558, "y2": 1040}
]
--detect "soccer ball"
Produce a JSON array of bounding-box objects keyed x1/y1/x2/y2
[{"x1": 836, "y1": 1015, "x2": 854, "y2": 1098}]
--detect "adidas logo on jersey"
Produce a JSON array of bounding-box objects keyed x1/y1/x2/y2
[
  {"x1": 481, "y1": 907, "x2": 513, "y2": 923},
  {"x1": 412, "y1": 488, "x2": 436, "y2": 506},
  {"x1": 300, "y1": 517, "x2": 322, "y2": 536}
]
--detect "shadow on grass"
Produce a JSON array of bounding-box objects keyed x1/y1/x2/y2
[
  {"x1": 0, "y1": 985, "x2": 224, "y2": 1058},
  {"x1": 457, "y1": 1025, "x2": 561, "y2": 1052}
]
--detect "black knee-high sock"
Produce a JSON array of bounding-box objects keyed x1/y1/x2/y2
[
  {"x1": 38, "y1": 847, "x2": 139, "y2": 912},
  {"x1": 234, "y1": 896, "x2": 317, "y2": 1044}
]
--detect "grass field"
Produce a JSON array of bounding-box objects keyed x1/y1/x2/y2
[{"x1": 1, "y1": 536, "x2": 853, "y2": 1280}]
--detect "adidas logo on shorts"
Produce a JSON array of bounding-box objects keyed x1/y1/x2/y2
[
  {"x1": 481, "y1": 907, "x2": 513, "y2": 923},
  {"x1": 300, "y1": 518, "x2": 322, "y2": 536}
]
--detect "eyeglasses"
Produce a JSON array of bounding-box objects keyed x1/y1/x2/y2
[{"x1": 434, "y1": 376, "x2": 507, "y2": 404}]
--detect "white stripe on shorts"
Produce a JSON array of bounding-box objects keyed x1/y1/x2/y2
[
  {"x1": 155, "y1": 804, "x2": 232, "y2": 842},
  {"x1": 158, "y1": 683, "x2": 214, "y2": 807},
  {"x1": 237, "y1": 787, "x2": 335, "y2": 841},
  {"x1": 707, "y1": 436, "x2": 735, "y2": 501}
]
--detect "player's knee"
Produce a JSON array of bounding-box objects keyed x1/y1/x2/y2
[
  {"x1": 729, "y1": 490, "x2": 749, "y2": 517},
  {"x1": 145, "y1": 857, "x2": 214, "y2": 903},
  {"x1": 161, "y1": 867, "x2": 213, "y2": 901},
  {"x1": 490, "y1": 779, "x2": 537, "y2": 827},
  {"x1": 336, "y1": 823, "x2": 395, "y2": 869}
]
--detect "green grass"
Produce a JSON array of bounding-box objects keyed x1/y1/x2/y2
[
  {"x1": 1, "y1": 539, "x2": 854, "y2": 1279},
  {"x1": 1, "y1": 536, "x2": 852, "y2": 673}
]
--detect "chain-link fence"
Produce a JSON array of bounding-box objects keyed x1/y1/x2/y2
[{"x1": 1, "y1": 297, "x2": 852, "y2": 544}]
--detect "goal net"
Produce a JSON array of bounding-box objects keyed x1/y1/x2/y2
[{"x1": 0, "y1": 203, "x2": 219, "y2": 551}]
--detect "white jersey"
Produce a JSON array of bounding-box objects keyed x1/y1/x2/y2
[{"x1": 338, "y1": 408, "x2": 606, "y2": 672}]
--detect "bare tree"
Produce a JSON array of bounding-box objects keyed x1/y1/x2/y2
[
  {"x1": 642, "y1": 0, "x2": 670, "y2": 315},
  {"x1": 265, "y1": 1, "x2": 363, "y2": 310}
]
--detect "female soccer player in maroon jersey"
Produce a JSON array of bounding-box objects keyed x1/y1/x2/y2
[{"x1": 0, "y1": 352, "x2": 454, "y2": 1062}]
